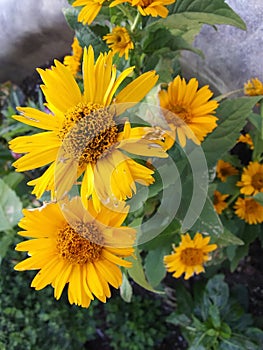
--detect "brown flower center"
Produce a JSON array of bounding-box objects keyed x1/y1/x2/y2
[
  {"x1": 180, "y1": 248, "x2": 204, "y2": 266},
  {"x1": 57, "y1": 222, "x2": 104, "y2": 264},
  {"x1": 58, "y1": 103, "x2": 118, "y2": 166},
  {"x1": 251, "y1": 173, "x2": 263, "y2": 191},
  {"x1": 165, "y1": 104, "x2": 191, "y2": 127}
]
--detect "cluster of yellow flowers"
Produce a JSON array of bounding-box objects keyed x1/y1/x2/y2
[
  {"x1": 214, "y1": 158, "x2": 263, "y2": 225},
  {"x1": 9, "y1": 2, "x2": 221, "y2": 308}
]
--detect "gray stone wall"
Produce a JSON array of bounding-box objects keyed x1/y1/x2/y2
[
  {"x1": 0, "y1": 0, "x2": 73, "y2": 83},
  {"x1": 181, "y1": 0, "x2": 263, "y2": 93}
]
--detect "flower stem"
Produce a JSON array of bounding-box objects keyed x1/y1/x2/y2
[
  {"x1": 131, "y1": 12, "x2": 141, "y2": 32},
  {"x1": 214, "y1": 89, "x2": 243, "y2": 102}
]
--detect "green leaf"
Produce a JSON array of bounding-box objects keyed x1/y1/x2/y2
[
  {"x1": 217, "y1": 228, "x2": 244, "y2": 247},
  {"x1": 0, "y1": 179, "x2": 22, "y2": 232},
  {"x1": 126, "y1": 249, "x2": 164, "y2": 294},
  {"x1": 205, "y1": 274, "x2": 229, "y2": 309},
  {"x1": 202, "y1": 97, "x2": 262, "y2": 169},
  {"x1": 3, "y1": 172, "x2": 24, "y2": 190},
  {"x1": 0, "y1": 231, "x2": 15, "y2": 262},
  {"x1": 145, "y1": 247, "x2": 169, "y2": 287},
  {"x1": 209, "y1": 304, "x2": 221, "y2": 329},
  {"x1": 120, "y1": 273, "x2": 133, "y2": 303},
  {"x1": 63, "y1": 8, "x2": 107, "y2": 57},
  {"x1": 254, "y1": 193, "x2": 263, "y2": 206},
  {"x1": 167, "y1": 0, "x2": 246, "y2": 30},
  {"x1": 166, "y1": 313, "x2": 191, "y2": 327}
]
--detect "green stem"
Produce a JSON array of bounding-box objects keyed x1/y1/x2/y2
[
  {"x1": 226, "y1": 191, "x2": 240, "y2": 207},
  {"x1": 131, "y1": 12, "x2": 141, "y2": 32},
  {"x1": 117, "y1": 4, "x2": 134, "y2": 24},
  {"x1": 214, "y1": 89, "x2": 243, "y2": 102}
]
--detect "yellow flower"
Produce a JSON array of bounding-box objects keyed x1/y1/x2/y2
[
  {"x1": 158, "y1": 75, "x2": 218, "y2": 147},
  {"x1": 237, "y1": 162, "x2": 263, "y2": 196},
  {"x1": 163, "y1": 233, "x2": 217, "y2": 280},
  {"x1": 103, "y1": 26, "x2": 134, "y2": 60},
  {"x1": 63, "y1": 36, "x2": 83, "y2": 77},
  {"x1": 234, "y1": 197, "x2": 263, "y2": 225},
  {"x1": 72, "y1": 0, "x2": 112, "y2": 25},
  {"x1": 237, "y1": 133, "x2": 254, "y2": 150},
  {"x1": 14, "y1": 197, "x2": 135, "y2": 308},
  {"x1": 244, "y1": 77, "x2": 263, "y2": 96},
  {"x1": 9, "y1": 46, "x2": 167, "y2": 210},
  {"x1": 110, "y1": 0, "x2": 176, "y2": 18},
  {"x1": 213, "y1": 190, "x2": 229, "y2": 214},
  {"x1": 216, "y1": 160, "x2": 239, "y2": 182}
]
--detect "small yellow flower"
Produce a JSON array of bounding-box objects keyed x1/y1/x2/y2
[
  {"x1": 234, "y1": 197, "x2": 263, "y2": 225},
  {"x1": 103, "y1": 26, "x2": 134, "y2": 60},
  {"x1": 14, "y1": 197, "x2": 136, "y2": 308},
  {"x1": 237, "y1": 133, "x2": 254, "y2": 150},
  {"x1": 213, "y1": 190, "x2": 229, "y2": 214},
  {"x1": 158, "y1": 75, "x2": 218, "y2": 147},
  {"x1": 216, "y1": 160, "x2": 239, "y2": 182},
  {"x1": 163, "y1": 233, "x2": 217, "y2": 280},
  {"x1": 237, "y1": 162, "x2": 263, "y2": 196},
  {"x1": 110, "y1": 0, "x2": 176, "y2": 18},
  {"x1": 63, "y1": 37, "x2": 83, "y2": 77},
  {"x1": 244, "y1": 77, "x2": 263, "y2": 96}
]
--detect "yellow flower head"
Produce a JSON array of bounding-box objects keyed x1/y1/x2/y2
[
  {"x1": 63, "y1": 36, "x2": 83, "y2": 77},
  {"x1": 110, "y1": 0, "x2": 175, "y2": 18},
  {"x1": 244, "y1": 77, "x2": 263, "y2": 96},
  {"x1": 14, "y1": 197, "x2": 136, "y2": 308},
  {"x1": 163, "y1": 233, "x2": 217, "y2": 280},
  {"x1": 213, "y1": 190, "x2": 229, "y2": 214},
  {"x1": 237, "y1": 161, "x2": 263, "y2": 196},
  {"x1": 73, "y1": 0, "x2": 114, "y2": 25},
  {"x1": 237, "y1": 133, "x2": 254, "y2": 150},
  {"x1": 216, "y1": 159, "x2": 239, "y2": 182},
  {"x1": 158, "y1": 75, "x2": 218, "y2": 147},
  {"x1": 103, "y1": 26, "x2": 134, "y2": 60},
  {"x1": 9, "y1": 46, "x2": 168, "y2": 211},
  {"x1": 234, "y1": 197, "x2": 263, "y2": 225}
]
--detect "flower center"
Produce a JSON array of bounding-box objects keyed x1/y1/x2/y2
[
  {"x1": 165, "y1": 104, "x2": 191, "y2": 127},
  {"x1": 57, "y1": 222, "x2": 104, "y2": 264},
  {"x1": 245, "y1": 199, "x2": 258, "y2": 213},
  {"x1": 140, "y1": 0, "x2": 153, "y2": 7},
  {"x1": 180, "y1": 248, "x2": 204, "y2": 266},
  {"x1": 59, "y1": 103, "x2": 118, "y2": 166},
  {"x1": 251, "y1": 173, "x2": 263, "y2": 191}
]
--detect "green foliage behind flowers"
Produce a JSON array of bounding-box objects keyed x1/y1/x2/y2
[{"x1": 167, "y1": 275, "x2": 263, "y2": 350}]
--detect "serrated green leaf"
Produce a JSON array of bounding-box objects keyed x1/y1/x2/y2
[
  {"x1": 205, "y1": 274, "x2": 229, "y2": 309},
  {"x1": 166, "y1": 313, "x2": 191, "y2": 327},
  {"x1": 0, "y1": 179, "x2": 22, "y2": 232},
  {"x1": 126, "y1": 249, "x2": 164, "y2": 294},
  {"x1": 168, "y1": 0, "x2": 246, "y2": 30},
  {"x1": 202, "y1": 97, "x2": 262, "y2": 169},
  {"x1": 209, "y1": 304, "x2": 221, "y2": 329}
]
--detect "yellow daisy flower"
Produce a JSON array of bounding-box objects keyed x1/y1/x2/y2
[
  {"x1": 237, "y1": 133, "x2": 254, "y2": 150},
  {"x1": 163, "y1": 233, "x2": 217, "y2": 280},
  {"x1": 213, "y1": 190, "x2": 229, "y2": 214},
  {"x1": 158, "y1": 75, "x2": 218, "y2": 147},
  {"x1": 14, "y1": 197, "x2": 135, "y2": 308},
  {"x1": 110, "y1": 0, "x2": 176, "y2": 18},
  {"x1": 234, "y1": 197, "x2": 263, "y2": 225},
  {"x1": 237, "y1": 162, "x2": 263, "y2": 196},
  {"x1": 244, "y1": 77, "x2": 263, "y2": 96},
  {"x1": 216, "y1": 159, "x2": 239, "y2": 182},
  {"x1": 9, "y1": 46, "x2": 167, "y2": 210},
  {"x1": 103, "y1": 26, "x2": 134, "y2": 60},
  {"x1": 72, "y1": 0, "x2": 112, "y2": 25},
  {"x1": 63, "y1": 36, "x2": 83, "y2": 77}
]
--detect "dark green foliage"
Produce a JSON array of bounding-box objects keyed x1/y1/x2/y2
[{"x1": 104, "y1": 294, "x2": 167, "y2": 350}]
